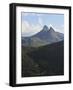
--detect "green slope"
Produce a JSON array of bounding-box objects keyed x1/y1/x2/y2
[{"x1": 22, "y1": 41, "x2": 64, "y2": 77}]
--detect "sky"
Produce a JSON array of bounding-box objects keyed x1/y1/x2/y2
[{"x1": 21, "y1": 12, "x2": 64, "y2": 37}]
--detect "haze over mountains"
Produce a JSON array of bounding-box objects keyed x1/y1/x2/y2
[{"x1": 22, "y1": 25, "x2": 64, "y2": 47}]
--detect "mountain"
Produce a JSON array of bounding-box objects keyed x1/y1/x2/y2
[
  {"x1": 22, "y1": 25, "x2": 64, "y2": 47},
  {"x1": 22, "y1": 41, "x2": 64, "y2": 77}
]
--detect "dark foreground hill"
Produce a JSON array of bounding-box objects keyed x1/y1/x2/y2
[{"x1": 22, "y1": 41, "x2": 64, "y2": 77}]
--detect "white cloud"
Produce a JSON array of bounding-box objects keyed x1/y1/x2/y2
[
  {"x1": 54, "y1": 25, "x2": 64, "y2": 33},
  {"x1": 55, "y1": 28, "x2": 64, "y2": 33},
  {"x1": 22, "y1": 20, "x2": 42, "y2": 37},
  {"x1": 48, "y1": 24, "x2": 64, "y2": 33},
  {"x1": 22, "y1": 13, "x2": 44, "y2": 37},
  {"x1": 48, "y1": 24, "x2": 54, "y2": 29},
  {"x1": 38, "y1": 17, "x2": 43, "y2": 26},
  {"x1": 22, "y1": 21, "x2": 30, "y2": 33}
]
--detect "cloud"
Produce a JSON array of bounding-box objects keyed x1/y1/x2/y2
[
  {"x1": 54, "y1": 25, "x2": 64, "y2": 33},
  {"x1": 22, "y1": 20, "x2": 42, "y2": 37},
  {"x1": 38, "y1": 17, "x2": 43, "y2": 26},
  {"x1": 48, "y1": 24, "x2": 54, "y2": 29},
  {"x1": 48, "y1": 24, "x2": 64, "y2": 33},
  {"x1": 55, "y1": 28, "x2": 64, "y2": 33},
  {"x1": 21, "y1": 13, "x2": 44, "y2": 37},
  {"x1": 22, "y1": 21, "x2": 30, "y2": 33}
]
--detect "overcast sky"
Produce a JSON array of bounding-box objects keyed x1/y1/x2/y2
[{"x1": 21, "y1": 12, "x2": 64, "y2": 37}]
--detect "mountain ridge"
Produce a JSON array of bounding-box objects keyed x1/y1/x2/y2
[{"x1": 22, "y1": 25, "x2": 64, "y2": 47}]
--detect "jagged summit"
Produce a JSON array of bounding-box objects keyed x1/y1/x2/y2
[
  {"x1": 42, "y1": 25, "x2": 55, "y2": 33},
  {"x1": 50, "y1": 26, "x2": 54, "y2": 30},
  {"x1": 49, "y1": 26, "x2": 55, "y2": 32},
  {"x1": 43, "y1": 25, "x2": 49, "y2": 31},
  {"x1": 22, "y1": 25, "x2": 64, "y2": 47}
]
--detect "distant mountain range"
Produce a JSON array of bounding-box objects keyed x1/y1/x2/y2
[{"x1": 22, "y1": 25, "x2": 64, "y2": 47}]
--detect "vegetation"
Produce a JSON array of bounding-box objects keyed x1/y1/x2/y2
[{"x1": 22, "y1": 41, "x2": 64, "y2": 77}]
